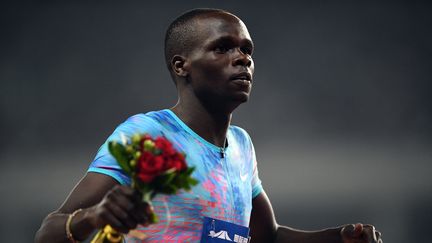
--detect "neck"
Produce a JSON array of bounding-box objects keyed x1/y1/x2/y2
[{"x1": 170, "y1": 93, "x2": 232, "y2": 147}]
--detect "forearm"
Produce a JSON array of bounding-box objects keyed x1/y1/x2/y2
[
  {"x1": 34, "y1": 209, "x2": 95, "y2": 243},
  {"x1": 274, "y1": 225, "x2": 344, "y2": 243}
]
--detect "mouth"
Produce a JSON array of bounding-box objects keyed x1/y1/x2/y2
[{"x1": 230, "y1": 72, "x2": 252, "y2": 82}]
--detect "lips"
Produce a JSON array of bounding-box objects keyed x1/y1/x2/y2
[{"x1": 230, "y1": 72, "x2": 252, "y2": 82}]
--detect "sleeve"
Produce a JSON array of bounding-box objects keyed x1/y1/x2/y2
[
  {"x1": 236, "y1": 126, "x2": 263, "y2": 198},
  {"x1": 250, "y1": 140, "x2": 263, "y2": 198},
  {"x1": 87, "y1": 114, "x2": 161, "y2": 185}
]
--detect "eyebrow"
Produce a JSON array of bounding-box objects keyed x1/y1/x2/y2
[{"x1": 208, "y1": 35, "x2": 254, "y2": 49}]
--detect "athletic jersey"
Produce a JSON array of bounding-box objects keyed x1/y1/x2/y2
[{"x1": 88, "y1": 109, "x2": 263, "y2": 242}]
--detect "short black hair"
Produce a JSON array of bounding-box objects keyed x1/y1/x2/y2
[{"x1": 164, "y1": 8, "x2": 233, "y2": 78}]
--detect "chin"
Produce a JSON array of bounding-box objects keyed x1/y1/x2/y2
[{"x1": 233, "y1": 93, "x2": 250, "y2": 103}]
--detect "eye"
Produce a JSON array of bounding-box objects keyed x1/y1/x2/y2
[
  {"x1": 214, "y1": 41, "x2": 235, "y2": 54},
  {"x1": 214, "y1": 44, "x2": 233, "y2": 54},
  {"x1": 241, "y1": 46, "x2": 253, "y2": 55}
]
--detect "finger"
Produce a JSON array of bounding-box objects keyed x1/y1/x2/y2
[
  {"x1": 112, "y1": 188, "x2": 152, "y2": 226},
  {"x1": 109, "y1": 187, "x2": 153, "y2": 226},
  {"x1": 375, "y1": 230, "x2": 382, "y2": 238},
  {"x1": 131, "y1": 201, "x2": 153, "y2": 225},
  {"x1": 107, "y1": 202, "x2": 138, "y2": 230},
  {"x1": 129, "y1": 204, "x2": 149, "y2": 225},
  {"x1": 131, "y1": 189, "x2": 143, "y2": 203},
  {"x1": 341, "y1": 223, "x2": 363, "y2": 239},
  {"x1": 144, "y1": 201, "x2": 154, "y2": 216},
  {"x1": 353, "y1": 223, "x2": 363, "y2": 238},
  {"x1": 376, "y1": 230, "x2": 382, "y2": 242},
  {"x1": 115, "y1": 192, "x2": 148, "y2": 224},
  {"x1": 99, "y1": 209, "x2": 129, "y2": 234},
  {"x1": 363, "y1": 225, "x2": 377, "y2": 242},
  {"x1": 113, "y1": 185, "x2": 136, "y2": 200},
  {"x1": 117, "y1": 186, "x2": 144, "y2": 209},
  {"x1": 105, "y1": 192, "x2": 137, "y2": 227},
  {"x1": 110, "y1": 188, "x2": 136, "y2": 211}
]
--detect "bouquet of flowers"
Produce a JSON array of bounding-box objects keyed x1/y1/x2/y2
[{"x1": 91, "y1": 133, "x2": 198, "y2": 243}]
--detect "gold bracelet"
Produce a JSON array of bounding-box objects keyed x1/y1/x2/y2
[{"x1": 66, "y1": 208, "x2": 82, "y2": 243}]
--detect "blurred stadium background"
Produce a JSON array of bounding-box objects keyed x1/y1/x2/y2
[{"x1": 1, "y1": 1, "x2": 431, "y2": 242}]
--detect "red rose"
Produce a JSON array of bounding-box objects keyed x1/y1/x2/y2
[
  {"x1": 172, "y1": 160, "x2": 185, "y2": 171},
  {"x1": 137, "y1": 152, "x2": 166, "y2": 183},
  {"x1": 137, "y1": 173, "x2": 155, "y2": 184},
  {"x1": 138, "y1": 151, "x2": 152, "y2": 166},
  {"x1": 135, "y1": 136, "x2": 188, "y2": 184},
  {"x1": 152, "y1": 155, "x2": 165, "y2": 171},
  {"x1": 155, "y1": 137, "x2": 176, "y2": 156},
  {"x1": 173, "y1": 153, "x2": 186, "y2": 170}
]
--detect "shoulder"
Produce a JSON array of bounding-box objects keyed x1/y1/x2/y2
[
  {"x1": 121, "y1": 110, "x2": 167, "y2": 127},
  {"x1": 229, "y1": 125, "x2": 252, "y2": 140},
  {"x1": 229, "y1": 125, "x2": 254, "y2": 148},
  {"x1": 112, "y1": 110, "x2": 172, "y2": 138}
]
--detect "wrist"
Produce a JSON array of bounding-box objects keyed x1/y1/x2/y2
[
  {"x1": 66, "y1": 209, "x2": 82, "y2": 242},
  {"x1": 69, "y1": 208, "x2": 98, "y2": 242},
  {"x1": 334, "y1": 225, "x2": 347, "y2": 243},
  {"x1": 317, "y1": 226, "x2": 345, "y2": 243}
]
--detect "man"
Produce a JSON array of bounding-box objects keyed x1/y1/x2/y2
[{"x1": 35, "y1": 8, "x2": 383, "y2": 243}]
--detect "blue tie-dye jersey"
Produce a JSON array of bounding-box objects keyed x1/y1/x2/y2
[{"x1": 88, "y1": 109, "x2": 263, "y2": 242}]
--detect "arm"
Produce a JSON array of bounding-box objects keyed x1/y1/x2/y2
[
  {"x1": 35, "y1": 172, "x2": 151, "y2": 243},
  {"x1": 249, "y1": 190, "x2": 382, "y2": 243}
]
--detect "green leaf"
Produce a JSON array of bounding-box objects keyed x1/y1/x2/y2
[
  {"x1": 155, "y1": 172, "x2": 176, "y2": 187},
  {"x1": 108, "y1": 141, "x2": 131, "y2": 174},
  {"x1": 148, "y1": 211, "x2": 159, "y2": 224},
  {"x1": 160, "y1": 184, "x2": 178, "y2": 194},
  {"x1": 185, "y1": 167, "x2": 195, "y2": 176},
  {"x1": 142, "y1": 191, "x2": 153, "y2": 202},
  {"x1": 136, "y1": 180, "x2": 152, "y2": 193},
  {"x1": 154, "y1": 149, "x2": 162, "y2": 155},
  {"x1": 188, "y1": 177, "x2": 199, "y2": 186},
  {"x1": 183, "y1": 183, "x2": 191, "y2": 191}
]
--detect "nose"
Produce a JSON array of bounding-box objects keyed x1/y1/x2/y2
[{"x1": 232, "y1": 48, "x2": 252, "y2": 67}]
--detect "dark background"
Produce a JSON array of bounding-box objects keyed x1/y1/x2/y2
[{"x1": 1, "y1": 1, "x2": 431, "y2": 242}]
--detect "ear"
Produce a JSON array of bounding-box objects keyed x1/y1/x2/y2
[{"x1": 171, "y1": 55, "x2": 189, "y2": 77}]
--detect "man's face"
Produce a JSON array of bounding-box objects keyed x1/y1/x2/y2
[{"x1": 185, "y1": 13, "x2": 255, "y2": 109}]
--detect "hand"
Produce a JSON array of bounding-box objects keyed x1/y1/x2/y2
[
  {"x1": 341, "y1": 223, "x2": 383, "y2": 243},
  {"x1": 88, "y1": 185, "x2": 153, "y2": 234}
]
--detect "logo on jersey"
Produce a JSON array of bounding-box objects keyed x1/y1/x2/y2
[
  {"x1": 208, "y1": 230, "x2": 249, "y2": 243},
  {"x1": 240, "y1": 172, "x2": 248, "y2": 182},
  {"x1": 209, "y1": 230, "x2": 232, "y2": 241}
]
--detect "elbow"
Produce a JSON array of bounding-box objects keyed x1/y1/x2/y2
[
  {"x1": 273, "y1": 224, "x2": 281, "y2": 242},
  {"x1": 34, "y1": 224, "x2": 49, "y2": 243},
  {"x1": 34, "y1": 212, "x2": 58, "y2": 243}
]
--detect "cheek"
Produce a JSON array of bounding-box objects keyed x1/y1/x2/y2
[{"x1": 192, "y1": 57, "x2": 230, "y2": 79}]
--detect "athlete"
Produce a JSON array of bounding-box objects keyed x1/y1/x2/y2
[{"x1": 35, "y1": 8, "x2": 383, "y2": 243}]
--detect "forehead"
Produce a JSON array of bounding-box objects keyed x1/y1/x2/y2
[{"x1": 193, "y1": 13, "x2": 252, "y2": 45}]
